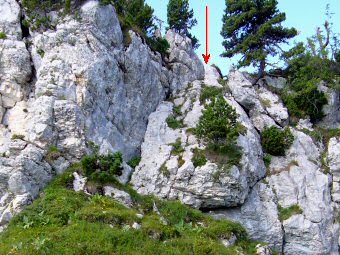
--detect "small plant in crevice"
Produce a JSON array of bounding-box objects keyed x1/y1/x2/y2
[
  {"x1": 278, "y1": 204, "x2": 303, "y2": 222},
  {"x1": 191, "y1": 148, "x2": 207, "y2": 168},
  {"x1": 127, "y1": 156, "x2": 142, "y2": 169},
  {"x1": 166, "y1": 115, "x2": 184, "y2": 129},
  {"x1": 199, "y1": 86, "x2": 223, "y2": 104},
  {"x1": 11, "y1": 134, "x2": 25, "y2": 140},
  {"x1": 159, "y1": 162, "x2": 170, "y2": 177},
  {"x1": 37, "y1": 48, "x2": 45, "y2": 58},
  {"x1": 194, "y1": 94, "x2": 243, "y2": 168},
  {"x1": 0, "y1": 31, "x2": 7, "y2": 39},
  {"x1": 261, "y1": 126, "x2": 294, "y2": 156},
  {"x1": 170, "y1": 138, "x2": 185, "y2": 156},
  {"x1": 45, "y1": 145, "x2": 62, "y2": 162}
]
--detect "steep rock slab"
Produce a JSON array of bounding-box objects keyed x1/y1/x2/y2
[
  {"x1": 209, "y1": 182, "x2": 284, "y2": 252},
  {"x1": 0, "y1": 1, "x2": 204, "y2": 226},
  {"x1": 227, "y1": 69, "x2": 288, "y2": 131},
  {"x1": 166, "y1": 30, "x2": 204, "y2": 92},
  {"x1": 212, "y1": 130, "x2": 339, "y2": 254},
  {"x1": 131, "y1": 77, "x2": 265, "y2": 208}
]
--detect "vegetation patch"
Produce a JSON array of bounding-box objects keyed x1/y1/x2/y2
[
  {"x1": 199, "y1": 86, "x2": 223, "y2": 104},
  {"x1": 191, "y1": 148, "x2": 207, "y2": 168},
  {"x1": 261, "y1": 127, "x2": 294, "y2": 156},
  {"x1": 0, "y1": 158, "x2": 270, "y2": 254},
  {"x1": 159, "y1": 162, "x2": 170, "y2": 178},
  {"x1": 11, "y1": 134, "x2": 25, "y2": 140},
  {"x1": 0, "y1": 31, "x2": 7, "y2": 39},
  {"x1": 81, "y1": 151, "x2": 123, "y2": 184},
  {"x1": 127, "y1": 156, "x2": 142, "y2": 169},
  {"x1": 278, "y1": 204, "x2": 303, "y2": 222},
  {"x1": 166, "y1": 115, "x2": 184, "y2": 129},
  {"x1": 45, "y1": 145, "x2": 62, "y2": 162},
  {"x1": 170, "y1": 138, "x2": 185, "y2": 156}
]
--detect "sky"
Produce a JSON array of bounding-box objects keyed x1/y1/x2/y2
[{"x1": 145, "y1": 0, "x2": 340, "y2": 75}]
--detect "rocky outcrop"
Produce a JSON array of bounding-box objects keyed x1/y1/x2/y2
[
  {"x1": 131, "y1": 67, "x2": 266, "y2": 209},
  {"x1": 228, "y1": 69, "x2": 288, "y2": 131},
  {"x1": 166, "y1": 30, "x2": 204, "y2": 92},
  {"x1": 0, "y1": 1, "x2": 203, "y2": 226}
]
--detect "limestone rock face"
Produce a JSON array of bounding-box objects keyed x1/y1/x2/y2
[
  {"x1": 0, "y1": 1, "x2": 203, "y2": 225},
  {"x1": 166, "y1": 30, "x2": 204, "y2": 92},
  {"x1": 131, "y1": 74, "x2": 266, "y2": 208},
  {"x1": 227, "y1": 69, "x2": 288, "y2": 131},
  {"x1": 0, "y1": 0, "x2": 22, "y2": 39},
  {"x1": 212, "y1": 130, "x2": 339, "y2": 254}
]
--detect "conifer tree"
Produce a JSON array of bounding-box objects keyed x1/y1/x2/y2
[
  {"x1": 221, "y1": 0, "x2": 297, "y2": 81},
  {"x1": 167, "y1": 0, "x2": 199, "y2": 49}
]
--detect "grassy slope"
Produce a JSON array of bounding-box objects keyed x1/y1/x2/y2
[{"x1": 0, "y1": 163, "x2": 268, "y2": 255}]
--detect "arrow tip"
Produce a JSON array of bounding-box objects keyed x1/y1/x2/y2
[{"x1": 202, "y1": 54, "x2": 210, "y2": 64}]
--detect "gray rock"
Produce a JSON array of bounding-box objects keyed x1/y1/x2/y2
[
  {"x1": 103, "y1": 186, "x2": 133, "y2": 207},
  {"x1": 131, "y1": 82, "x2": 265, "y2": 209},
  {"x1": 0, "y1": 0, "x2": 22, "y2": 39},
  {"x1": 166, "y1": 30, "x2": 204, "y2": 92},
  {"x1": 73, "y1": 172, "x2": 87, "y2": 192}
]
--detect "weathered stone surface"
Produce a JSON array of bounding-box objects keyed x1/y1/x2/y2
[
  {"x1": 0, "y1": 1, "x2": 204, "y2": 226},
  {"x1": 103, "y1": 186, "x2": 133, "y2": 207},
  {"x1": 166, "y1": 29, "x2": 204, "y2": 92},
  {"x1": 328, "y1": 137, "x2": 340, "y2": 205},
  {"x1": 0, "y1": 0, "x2": 22, "y2": 39},
  {"x1": 204, "y1": 65, "x2": 222, "y2": 87},
  {"x1": 131, "y1": 82, "x2": 265, "y2": 209},
  {"x1": 318, "y1": 82, "x2": 340, "y2": 129},
  {"x1": 209, "y1": 182, "x2": 284, "y2": 252},
  {"x1": 0, "y1": 40, "x2": 32, "y2": 107}
]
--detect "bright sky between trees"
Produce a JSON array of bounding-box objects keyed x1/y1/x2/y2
[{"x1": 145, "y1": 0, "x2": 340, "y2": 75}]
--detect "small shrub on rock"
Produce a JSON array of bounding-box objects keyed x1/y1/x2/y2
[
  {"x1": 166, "y1": 115, "x2": 183, "y2": 129},
  {"x1": 0, "y1": 32, "x2": 7, "y2": 39},
  {"x1": 191, "y1": 148, "x2": 207, "y2": 167},
  {"x1": 127, "y1": 156, "x2": 141, "y2": 169},
  {"x1": 261, "y1": 126, "x2": 294, "y2": 156},
  {"x1": 81, "y1": 151, "x2": 123, "y2": 183}
]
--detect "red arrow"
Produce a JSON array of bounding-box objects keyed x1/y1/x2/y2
[{"x1": 202, "y1": 5, "x2": 210, "y2": 64}]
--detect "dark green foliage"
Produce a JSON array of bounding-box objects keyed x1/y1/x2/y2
[
  {"x1": 263, "y1": 154, "x2": 272, "y2": 169},
  {"x1": 221, "y1": 0, "x2": 297, "y2": 76},
  {"x1": 191, "y1": 148, "x2": 207, "y2": 167},
  {"x1": 45, "y1": 145, "x2": 61, "y2": 162},
  {"x1": 261, "y1": 127, "x2": 294, "y2": 156},
  {"x1": 147, "y1": 37, "x2": 170, "y2": 56},
  {"x1": 127, "y1": 156, "x2": 142, "y2": 169},
  {"x1": 282, "y1": 78, "x2": 328, "y2": 122},
  {"x1": 170, "y1": 138, "x2": 185, "y2": 156},
  {"x1": 81, "y1": 151, "x2": 123, "y2": 183},
  {"x1": 167, "y1": 0, "x2": 197, "y2": 34},
  {"x1": 22, "y1": 0, "x2": 86, "y2": 29},
  {"x1": 195, "y1": 95, "x2": 239, "y2": 147},
  {"x1": 0, "y1": 31, "x2": 6, "y2": 39},
  {"x1": 167, "y1": 0, "x2": 199, "y2": 49},
  {"x1": 166, "y1": 115, "x2": 184, "y2": 129},
  {"x1": 278, "y1": 204, "x2": 303, "y2": 221},
  {"x1": 199, "y1": 86, "x2": 223, "y2": 104}
]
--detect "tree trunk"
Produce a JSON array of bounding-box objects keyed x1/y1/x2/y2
[{"x1": 252, "y1": 59, "x2": 266, "y2": 85}]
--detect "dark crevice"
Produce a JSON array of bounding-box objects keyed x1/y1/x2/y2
[{"x1": 20, "y1": 15, "x2": 30, "y2": 39}]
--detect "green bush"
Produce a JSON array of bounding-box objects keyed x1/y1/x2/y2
[
  {"x1": 261, "y1": 127, "x2": 294, "y2": 156},
  {"x1": 127, "y1": 156, "x2": 141, "y2": 169},
  {"x1": 170, "y1": 138, "x2": 185, "y2": 156},
  {"x1": 278, "y1": 204, "x2": 303, "y2": 221},
  {"x1": 81, "y1": 151, "x2": 123, "y2": 183},
  {"x1": 166, "y1": 115, "x2": 184, "y2": 129},
  {"x1": 0, "y1": 31, "x2": 6, "y2": 39},
  {"x1": 195, "y1": 95, "x2": 239, "y2": 147},
  {"x1": 199, "y1": 86, "x2": 223, "y2": 104},
  {"x1": 147, "y1": 37, "x2": 170, "y2": 57},
  {"x1": 282, "y1": 78, "x2": 328, "y2": 122},
  {"x1": 191, "y1": 148, "x2": 207, "y2": 167}
]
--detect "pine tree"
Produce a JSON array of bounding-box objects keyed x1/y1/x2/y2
[
  {"x1": 221, "y1": 0, "x2": 297, "y2": 82},
  {"x1": 167, "y1": 0, "x2": 199, "y2": 49},
  {"x1": 167, "y1": 0, "x2": 197, "y2": 34}
]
